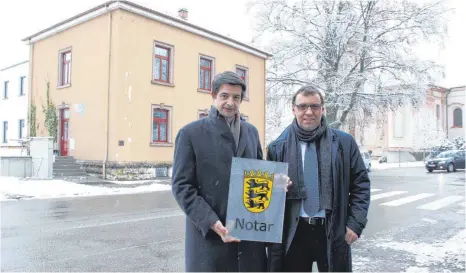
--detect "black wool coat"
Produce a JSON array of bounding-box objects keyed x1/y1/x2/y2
[{"x1": 172, "y1": 107, "x2": 267, "y2": 272}]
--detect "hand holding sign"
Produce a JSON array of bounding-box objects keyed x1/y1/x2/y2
[{"x1": 211, "y1": 220, "x2": 240, "y2": 243}]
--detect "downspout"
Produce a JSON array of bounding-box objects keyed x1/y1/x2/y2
[
  {"x1": 103, "y1": 6, "x2": 113, "y2": 179},
  {"x1": 263, "y1": 58, "x2": 267, "y2": 158},
  {"x1": 445, "y1": 88, "x2": 452, "y2": 139},
  {"x1": 27, "y1": 41, "x2": 34, "y2": 139}
]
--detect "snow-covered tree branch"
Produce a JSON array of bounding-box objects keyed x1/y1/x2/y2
[{"x1": 249, "y1": 0, "x2": 451, "y2": 132}]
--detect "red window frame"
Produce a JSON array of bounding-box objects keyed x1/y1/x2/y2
[
  {"x1": 199, "y1": 112, "x2": 208, "y2": 119},
  {"x1": 236, "y1": 67, "x2": 248, "y2": 98},
  {"x1": 152, "y1": 108, "x2": 169, "y2": 143},
  {"x1": 199, "y1": 58, "x2": 212, "y2": 90},
  {"x1": 153, "y1": 46, "x2": 170, "y2": 83},
  {"x1": 60, "y1": 51, "x2": 71, "y2": 86},
  {"x1": 236, "y1": 68, "x2": 246, "y2": 82}
]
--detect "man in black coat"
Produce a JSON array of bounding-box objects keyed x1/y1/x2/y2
[
  {"x1": 266, "y1": 85, "x2": 371, "y2": 272},
  {"x1": 171, "y1": 71, "x2": 267, "y2": 272}
]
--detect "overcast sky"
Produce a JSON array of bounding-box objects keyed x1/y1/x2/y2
[{"x1": 0, "y1": 0, "x2": 464, "y2": 87}]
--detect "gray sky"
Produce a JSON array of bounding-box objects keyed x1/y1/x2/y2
[{"x1": 0, "y1": 0, "x2": 464, "y2": 88}]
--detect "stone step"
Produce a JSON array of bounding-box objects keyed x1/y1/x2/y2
[
  {"x1": 53, "y1": 165, "x2": 83, "y2": 171},
  {"x1": 53, "y1": 170, "x2": 87, "y2": 177},
  {"x1": 54, "y1": 157, "x2": 76, "y2": 163}
]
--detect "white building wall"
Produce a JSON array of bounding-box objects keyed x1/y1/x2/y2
[
  {"x1": 0, "y1": 61, "x2": 29, "y2": 155},
  {"x1": 446, "y1": 86, "x2": 465, "y2": 140}
]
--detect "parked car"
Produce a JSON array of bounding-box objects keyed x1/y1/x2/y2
[
  {"x1": 425, "y1": 150, "x2": 466, "y2": 172},
  {"x1": 378, "y1": 156, "x2": 387, "y2": 163},
  {"x1": 361, "y1": 151, "x2": 372, "y2": 172}
]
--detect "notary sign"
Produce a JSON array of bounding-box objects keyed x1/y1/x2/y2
[{"x1": 225, "y1": 157, "x2": 288, "y2": 243}]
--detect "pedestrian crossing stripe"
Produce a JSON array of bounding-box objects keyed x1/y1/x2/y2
[
  {"x1": 371, "y1": 191, "x2": 407, "y2": 200},
  {"x1": 416, "y1": 195, "x2": 464, "y2": 210},
  {"x1": 369, "y1": 190, "x2": 464, "y2": 211},
  {"x1": 380, "y1": 193, "x2": 435, "y2": 207}
]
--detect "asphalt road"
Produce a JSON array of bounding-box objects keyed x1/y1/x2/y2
[{"x1": 1, "y1": 167, "x2": 465, "y2": 272}]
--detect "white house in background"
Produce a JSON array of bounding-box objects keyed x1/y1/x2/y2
[
  {"x1": 349, "y1": 86, "x2": 450, "y2": 162},
  {"x1": 446, "y1": 86, "x2": 465, "y2": 141},
  {"x1": 0, "y1": 61, "x2": 29, "y2": 156}
]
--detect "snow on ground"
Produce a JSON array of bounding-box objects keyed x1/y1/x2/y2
[
  {"x1": 0, "y1": 177, "x2": 171, "y2": 201},
  {"x1": 104, "y1": 179, "x2": 167, "y2": 185},
  {"x1": 377, "y1": 229, "x2": 466, "y2": 272},
  {"x1": 372, "y1": 160, "x2": 424, "y2": 170}
]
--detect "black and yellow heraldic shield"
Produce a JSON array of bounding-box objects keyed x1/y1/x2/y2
[{"x1": 243, "y1": 170, "x2": 273, "y2": 213}]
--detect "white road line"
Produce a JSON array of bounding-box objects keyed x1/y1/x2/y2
[
  {"x1": 380, "y1": 193, "x2": 435, "y2": 206},
  {"x1": 370, "y1": 189, "x2": 382, "y2": 193},
  {"x1": 417, "y1": 195, "x2": 464, "y2": 211},
  {"x1": 371, "y1": 191, "x2": 407, "y2": 201}
]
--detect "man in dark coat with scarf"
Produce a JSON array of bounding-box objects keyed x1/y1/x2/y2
[
  {"x1": 266, "y1": 85, "x2": 371, "y2": 272},
  {"x1": 171, "y1": 71, "x2": 268, "y2": 272}
]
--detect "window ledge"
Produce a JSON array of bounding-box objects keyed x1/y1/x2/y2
[
  {"x1": 150, "y1": 142, "x2": 173, "y2": 147},
  {"x1": 197, "y1": 89, "x2": 211, "y2": 94},
  {"x1": 57, "y1": 84, "x2": 71, "y2": 90},
  {"x1": 151, "y1": 80, "x2": 175, "y2": 87}
]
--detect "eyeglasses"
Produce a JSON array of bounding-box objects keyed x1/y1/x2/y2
[{"x1": 294, "y1": 103, "x2": 323, "y2": 111}]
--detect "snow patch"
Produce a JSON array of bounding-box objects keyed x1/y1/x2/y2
[
  {"x1": 0, "y1": 177, "x2": 171, "y2": 201},
  {"x1": 372, "y1": 160, "x2": 424, "y2": 170},
  {"x1": 421, "y1": 218, "x2": 438, "y2": 224},
  {"x1": 376, "y1": 229, "x2": 466, "y2": 269}
]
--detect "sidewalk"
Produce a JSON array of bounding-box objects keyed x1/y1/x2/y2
[
  {"x1": 0, "y1": 176, "x2": 171, "y2": 201},
  {"x1": 372, "y1": 160, "x2": 424, "y2": 170},
  {"x1": 61, "y1": 176, "x2": 172, "y2": 188}
]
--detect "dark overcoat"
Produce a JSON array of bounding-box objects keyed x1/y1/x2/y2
[
  {"x1": 171, "y1": 107, "x2": 267, "y2": 272},
  {"x1": 266, "y1": 127, "x2": 371, "y2": 272}
]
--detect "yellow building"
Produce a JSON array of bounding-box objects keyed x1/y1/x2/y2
[{"x1": 23, "y1": 0, "x2": 270, "y2": 179}]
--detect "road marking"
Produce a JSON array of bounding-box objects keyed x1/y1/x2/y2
[
  {"x1": 417, "y1": 196, "x2": 464, "y2": 211},
  {"x1": 371, "y1": 191, "x2": 407, "y2": 201},
  {"x1": 380, "y1": 193, "x2": 435, "y2": 207},
  {"x1": 67, "y1": 210, "x2": 185, "y2": 230},
  {"x1": 421, "y1": 218, "x2": 438, "y2": 224},
  {"x1": 370, "y1": 189, "x2": 382, "y2": 193}
]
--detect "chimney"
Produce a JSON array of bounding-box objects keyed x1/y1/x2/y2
[{"x1": 178, "y1": 8, "x2": 188, "y2": 20}]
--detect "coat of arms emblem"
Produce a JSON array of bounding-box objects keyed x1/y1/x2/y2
[{"x1": 243, "y1": 170, "x2": 273, "y2": 213}]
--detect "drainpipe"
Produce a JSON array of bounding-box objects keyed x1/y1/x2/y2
[
  {"x1": 27, "y1": 41, "x2": 34, "y2": 140},
  {"x1": 103, "y1": 6, "x2": 113, "y2": 179},
  {"x1": 445, "y1": 88, "x2": 452, "y2": 139}
]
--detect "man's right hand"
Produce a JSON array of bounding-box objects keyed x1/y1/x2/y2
[{"x1": 211, "y1": 220, "x2": 240, "y2": 243}]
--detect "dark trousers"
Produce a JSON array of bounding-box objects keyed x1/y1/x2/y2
[{"x1": 283, "y1": 218, "x2": 329, "y2": 272}]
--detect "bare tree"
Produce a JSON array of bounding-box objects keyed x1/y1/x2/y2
[
  {"x1": 249, "y1": 0, "x2": 451, "y2": 131},
  {"x1": 412, "y1": 107, "x2": 446, "y2": 151}
]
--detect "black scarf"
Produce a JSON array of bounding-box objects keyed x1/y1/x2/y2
[{"x1": 286, "y1": 116, "x2": 333, "y2": 212}]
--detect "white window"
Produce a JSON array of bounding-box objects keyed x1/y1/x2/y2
[
  {"x1": 2, "y1": 121, "x2": 8, "y2": 143},
  {"x1": 3, "y1": 81, "x2": 9, "y2": 99},
  {"x1": 394, "y1": 110, "x2": 403, "y2": 138},
  {"x1": 19, "y1": 119, "x2": 25, "y2": 139}
]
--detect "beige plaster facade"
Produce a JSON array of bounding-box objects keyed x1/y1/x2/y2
[{"x1": 24, "y1": 1, "x2": 269, "y2": 178}]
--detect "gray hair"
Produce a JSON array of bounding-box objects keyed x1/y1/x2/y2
[
  {"x1": 212, "y1": 71, "x2": 247, "y2": 100},
  {"x1": 292, "y1": 84, "x2": 325, "y2": 105}
]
